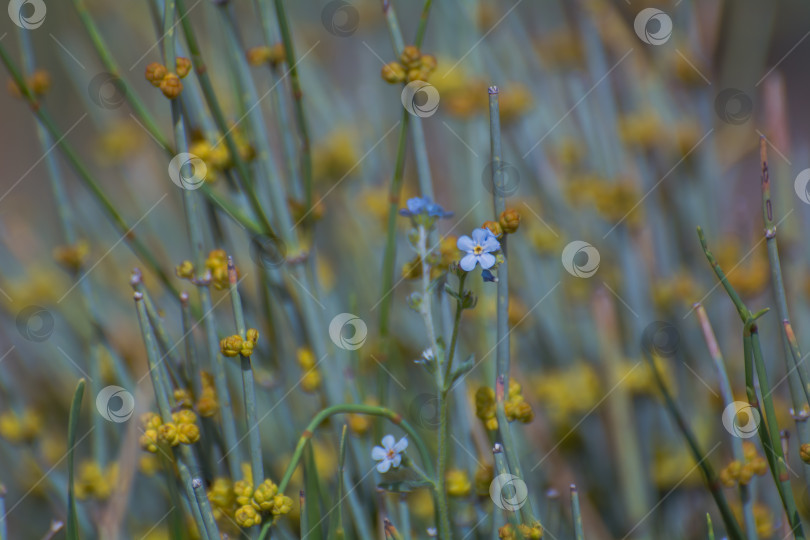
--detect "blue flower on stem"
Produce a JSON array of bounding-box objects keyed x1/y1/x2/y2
[
  {"x1": 457, "y1": 228, "x2": 500, "y2": 271},
  {"x1": 399, "y1": 197, "x2": 453, "y2": 219}
]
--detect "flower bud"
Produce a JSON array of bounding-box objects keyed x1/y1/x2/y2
[
  {"x1": 381, "y1": 62, "x2": 406, "y2": 84},
  {"x1": 499, "y1": 208, "x2": 521, "y2": 234},
  {"x1": 160, "y1": 73, "x2": 183, "y2": 99},
  {"x1": 175, "y1": 57, "x2": 192, "y2": 78},
  {"x1": 145, "y1": 62, "x2": 167, "y2": 87}
]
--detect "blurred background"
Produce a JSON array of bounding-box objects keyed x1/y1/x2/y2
[{"x1": 4, "y1": 0, "x2": 810, "y2": 538}]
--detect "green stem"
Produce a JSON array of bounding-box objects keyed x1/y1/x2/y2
[
  {"x1": 228, "y1": 257, "x2": 264, "y2": 487},
  {"x1": 698, "y1": 228, "x2": 804, "y2": 539},
  {"x1": 694, "y1": 304, "x2": 757, "y2": 540},
  {"x1": 644, "y1": 350, "x2": 743, "y2": 540},
  {"x1": 273, "y1": 0, "x2": 314, "y2": 214},
  {"x1": 571, "y1": 485, "x2": 584, "y2": 540},
  {"x1": 66, "y1": 378, "x2": 86, "y2": 540},
  {"x1": 759, "y1": 138, "x2": 810, "y2": 408},
  {"x1": 414, "y1": 0, "x2": 434, "y2": 47}
]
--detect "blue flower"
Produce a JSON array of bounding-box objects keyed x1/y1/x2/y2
[
  {"x1": 481, "y1": 269, "x2": 497, "y2": 282},
  {"x1": 457, "y1": 228, "x2": 500, "y2": 271},
  {"x1": 399, "y1": 197, "x2": 452, "y2": 218}
]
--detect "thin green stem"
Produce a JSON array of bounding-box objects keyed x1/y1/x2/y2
[
  {"x1": 228, "y1": 257, "x2": 264, "y2": 487},
  {"x1": 571, "y1": 485, "x2": 584, "y2": 540},
  {"x1": 66, "y1": 378, "x2": 86, "y2": 540},
  {"x1": 414, "y1": 0, "x2": 434, "y2": 48},
  {"x1": 273, "y1": 0, "x2": 314, "y2": 214},
  {"x1": 694, "y1": 304, "x2": 757, "y2": 540},
  {"x1": 759, "y1": 138, "x2": 810, "y2": 407},
  {"x1": 643, "y1": 350, "x2": 743, "y2": 540}
]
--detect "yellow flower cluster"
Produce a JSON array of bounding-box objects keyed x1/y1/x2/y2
[
  {"x1": 499, "y1": 522, "x2": 543, "y2": 539},
  {"x1": 188, "y1": 132, "x2": 255, "y2": 183},
  {"x1": 246, "y1": 44, "x2": 285, "y2": 67},
  {"x1": 474, "y1": 463, "x2": 494, "y2": 496},
  {"x1": 732, "y1": 502, "x2": 774, "y2": 538},
  {"x1": 7, "y1": 69, "x2": 50, "y2": 98},
  {"x1": 139, "y1": 410, "x2": 200, "y2": 453},
  {"x1": 145, "y1": 58, "x2": 191, "y2": 99},
  {"x1": 401, "y1": 236, "x2": 459, "y2": 280},
  {"x1": 74, "y1": 460, "x2": 119, "y2": 500},
  {"x1": 381, "y1": 45, "x2": 437, "y2": 84},
  {"x1": 313, "y1": 129, "x2": 359, "y2": 184},
  {"x1": 297, "y1": 347, "x2": 322, "y2": 392},
  {"x1": 197, "y1": 371, "x2": 219, "y2": 417},
  {"x1": 651, "y1": 272, "x2": 699, "y2": 310},
  {"x1": 621, "y1": 356, "x2": 676, "y2": 398},
  {"x1": 432, "y1": 70, "x2": 532, "y2": 123},
  {"x1": 53, "y1": 241, "x2": 89, "y2": 272},
  {"x1": 446, "y1": 469, "x2": 471, "y2": 497},
  {"x1": 533, "y1": 364, "x2": 602, "y2": 424},
  {"x1": 220, "y1": 328, "x2": 259, "y2": 358},
  {"x1": 0, "y1": 409, "x2": 42, "y2": 444},
  {"x1": 475, "y1": 379, "x2": 534, "y2": 430},
  {"x1": 208, "y1": 476, "x2": 293, "y2": 529},
  {"x1": 720, "y1": 442, "x2": 768, "y2": 487},
  {"x1": 206, "y1": 249, "x2": 236, "y2": 290}
]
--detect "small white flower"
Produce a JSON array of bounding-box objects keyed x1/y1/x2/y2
[
  {"x1": 415, "y1": 347, "x2": 434, "y2": 364},
  {"x1": 371, "y1": 434, "x2": 408, "y2": 473}
]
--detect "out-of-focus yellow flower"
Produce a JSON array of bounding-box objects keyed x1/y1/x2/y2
[
  {"x1": 533, "y1": 363, "x2": 602, "y2": 424},
  {"x1": 499, "y1": 522, "x2": 543, "y2": 539},
  {"x1": 0, "y1": 409, "x2": 42, "y2": 444},
  {"x1": 74, "y1": 460, "x2": 118, "y2": 500},
  {"x1": 446, "y1": 469, "x2": 472, "y2": 497},
  {"x1": 652, "y1": 272, "x2": 699, "y2": 310},
  {"x1": 716, "y1": 238, "x2": 769, "y2": 297},
  {"x1": 197, "y1": 371, "x2": 219, "y2": 417},
  {"x1": 618, "y1": 110, "x2": 664, "y2": 149},
  {"x1": 139, "y1": 454, "x2": 161, "y2": 476},
  {"x1": 313, "y1": 130, "x2": 359, "y2": 184},
  {"x1": 535, "y1": 30, "x2": 584, "y2": 69}
]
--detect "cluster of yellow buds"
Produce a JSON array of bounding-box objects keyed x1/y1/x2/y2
[
  {"x1": 174, "y1": 388, "x2": 194, "y2": 409},
  {"x1": 475, "y1": 387, "x2": 499, "y2": 431},
  {"x1": 220, "y1": 328, "x2": 259, "y2": 358},
  {"x1": 246, "y1": 44, "x2": 285, "y2": 68},
  {"x1": 188, "y1": 131, "x2": 255, "y2": 183},
  {"x1": 499, "y1": 522, "x2": 543, "y2": 539},
  {"x1": 176, "y1": 260, "x2": 195, "y2": 280},
  {"x1": 0, "y1": 409, "x2": 42, "y2": 444},
  {"x1": 401, "y1": 236, "x2": 459, "y2": 280},
  {"x1": 197, "y1": 371, "x2": 219, "y2": 417},
  {"x1": 221, "y1": 477, "x2": 293, "y2": 528},
  {"x1": 720, "y1": 442, "x2": 768, "y2": 487},
  {"x1": 475, "y1": 379, "x2": 534, "y2": 431},
  {"x1": 52, "y1": 241, "x2": 89, "y2": 273},
  {"x1": 381, "y1": 45, "x2": 437, "y2": 84},
  {"x1": 139, "y1": 410, "x2": 200, "y2": 453},
  {"x1": 7, "y1": 69, "x2": 50, "y2": 98},
  {"x1": 144, "y1": 58, "x2": 191, "y2": 99},
  {"x1": 504, "y1": 379, "x2": 533, "y2": 423},
  {"x1": 207, "y1": 249, "x2": 236, "y2": 290},
  {"x1": 74, "y1": 460, "x2": 119, "y2": 500},
  {"x1": 446, "y1": 469, "x2": 472, "y2": 497},
  {"x1": 297, "y1": 347, "x2": 322, "y2": 392}
]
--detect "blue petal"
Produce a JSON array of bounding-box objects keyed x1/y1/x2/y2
[
  {"x1": 481, "y1": 235, "x2": 501, "y2": 252},
  {"x1": 460, "y1": 254, "x2": 478, "y2": 271},
  {"x1": 377, "y1": 459, "x2": 392, "y2": 473},
  {"x1": 471, "y1": 228, "x2": 489, "y2": 244},
  {"x1": 478, "y1": 253, "x2": 496, "y2": 270},
  {"x1": 482, "y1": 269, "x2": 496, "y2": 282},
  {"x1": 457, "y1": 235, "x2": 475, "y2": 252}
]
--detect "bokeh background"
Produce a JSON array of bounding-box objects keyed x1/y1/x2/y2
[{"x1": 4, "y1": 0, "x2": 810, "y2": 538}]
